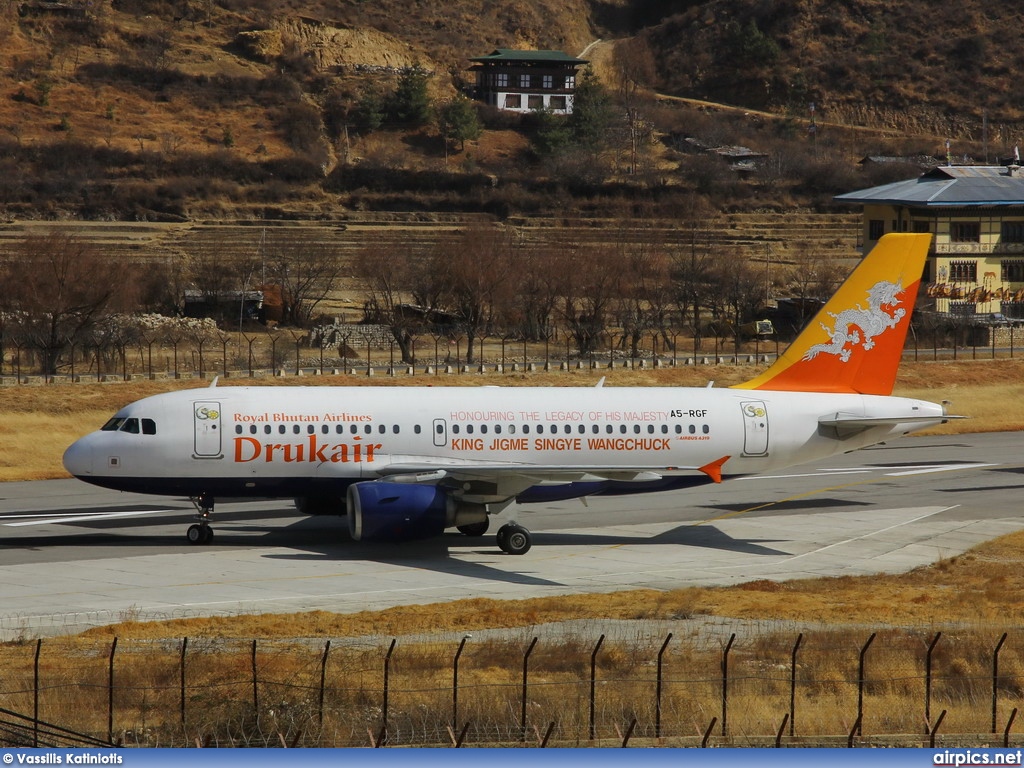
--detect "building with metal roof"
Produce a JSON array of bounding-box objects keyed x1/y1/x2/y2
[
  {"x1": 469, "y1": 49, "x2": 588, "y2": 115},
  {"x1": 835, "y1": 165, "x2": 1024, "y2": 319}
]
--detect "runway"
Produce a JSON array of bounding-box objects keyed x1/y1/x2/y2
[{"x1": 0, "y1": 431, "x2": 1020, "y2": 638}]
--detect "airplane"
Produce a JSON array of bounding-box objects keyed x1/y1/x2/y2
[{"x1": 62, "y1": 233, "x2": 956, "y2": 555}]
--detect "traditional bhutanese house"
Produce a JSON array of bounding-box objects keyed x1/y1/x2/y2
[
  {"x1": 835, "y1": 165, "x2": 1024, "y2": 320},
  {"x1": 469, "y1": 49, "x2": 587, "y2": 115}
]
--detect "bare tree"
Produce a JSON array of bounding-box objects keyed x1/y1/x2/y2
[
  {"x1": 558, "y1": 235, "x2": 621, "y2": 357},
  {"x1": 669, "y1": 196, "x2": 719, "y2": 354},
  {"x1": 355, "y1": 243, "x2": 438, "y2": 364},
  {"x1": 0, "y1": 232, "x2": 134, "y2": 375},
  {"x1": 435, "y1": 225, "x2": 517, "y2": 364},
  {"x1": 615, "y1": 232, "x2": 673, "y2": 358},
  {"x1": 267, "y1": 234, "x2": 344, "y2": 327}
]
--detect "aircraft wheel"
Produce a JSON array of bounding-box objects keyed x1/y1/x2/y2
[
  {"x1": 457, "y1": 520, "x2": 489, "y2": 537},
  {"x1": 498, "y1": 523, "x2": 531, "y2": 555},
  {"x1": 187, "y1": 524, "x2": 213, "y2": 545}
]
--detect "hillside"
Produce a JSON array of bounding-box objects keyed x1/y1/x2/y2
[
  {"x1": 642, "y1": 0, "x2": 1024, "y2": 139},
  {"x1": 0, "y1": 0, "x2": 1019, "y2": 221}
]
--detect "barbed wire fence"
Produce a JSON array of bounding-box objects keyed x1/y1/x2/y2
[{"x1": 1, "y1": 624, "x2": 1023, "y2": 747}]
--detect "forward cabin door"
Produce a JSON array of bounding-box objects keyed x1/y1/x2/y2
[
  {"x1": 740, "y1": 401, "x2": 769, "y2": 456},
  {"x1": 193, "y1": 400, "x2": 223, "y2": 459}
]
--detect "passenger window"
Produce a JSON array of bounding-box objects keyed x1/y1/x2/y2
[
  {"x1": 689, "y1": 425, "x2": 696, "y2": 434},
  {"x1": 264, "y1": 425, "x2": 271, "y2": 434},
  {"x1": 619, "y1": 425, "x2": 627, "y2": 434},
  {"x1": 279, "y1": 425, "x2": 286, "y2": 434},
  {"x1": 523, "y1": 425, "x2": 530, "y2": 434},
  {"x1": 142, "y1": 419, "x2": 157, "y2": 435},
  {"x1": 702, "y1": 424, "x2": 710, "y2": 434},
  {"x1": 467, "y1": 425, "x2": 474, "y2": 434},
  {"x1": 249, "y1": 425, "x2": 257, "y2": 435},
  {"x1": 322, "y1": 425, "x2": 330, "y2": 434},
  {"x1": 364, "y1": 424, "x2": 372, "y2": 434},
  {"x1": 606, "y1": 425, "x2": 613, "y2": 434},
  {"x1": 495, "y1": 425, "x2": 502, "y2": 435},
  {"x1": 350, "y1": 425, "x2": 358, "y2": 434},
  {"x1": 235, "y1": 425, "x2": 243, "y2": 435},
  {"x1": 293, "y1": 425, "x2": 301, "y2": 434},
  {"x1": 308, "y1": 425, "x2": 315, "y2": 434},
  {"x1": 414, "y1": 425, "x2": 421, "y2": 434},
  {"x1": 379, "y1": 424, "x2": 386, "y2": 434},
  {"x1": 481, "y1": 425, "x2": 488, "y2": 434},
  {"x1": 336, "y1": 425, "x2": 344, "y2": 434},
  {"x1": 633, "y1": 425, "x2": 641, "y2": 434},
  {"x1": 393, "y1": 425, "x2": 400, "y2": 434},
  {"x1": 453, "y1": 425, "x2": 461, "y2": 434},
  {"x1": 647, "y1": 425, "x2": 655, "y2": 434}
]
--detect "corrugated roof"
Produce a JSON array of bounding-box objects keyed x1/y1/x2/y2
[
  {"x1": 835, "y1": 165, "x2": 1024, "y2": 206},
  {"x1": 470, "y1": 49, "x2": 588, "y2": 64}
]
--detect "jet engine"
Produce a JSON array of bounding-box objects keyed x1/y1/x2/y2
[{"x1": 347, "y1": 482, "x2": 488, "y2": 542}]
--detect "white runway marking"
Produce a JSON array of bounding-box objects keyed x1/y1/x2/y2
[{"x1": 2, "y1": 509, "x2": 175, "y2": 527}]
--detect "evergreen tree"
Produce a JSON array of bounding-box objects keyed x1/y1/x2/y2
[
  {"x1": 438, "y1": 95, "x2": 482, "y2": 151},
  {"x1": 569, "y1": 69, "x2": 615, "y2": 148},
  {"x1": 390, "y1": 65, "x2": 432, "y2": 127}
]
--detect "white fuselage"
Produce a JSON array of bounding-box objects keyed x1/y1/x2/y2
[{"x1": 62, "y1": 384, "x2": 948, "y2": 502}]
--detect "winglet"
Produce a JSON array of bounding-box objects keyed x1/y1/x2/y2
[
  {"x1": 699, "y1": 456, "x2": 730, "y2": 484},
  {"x1": 733, "y1": 233, "x2": 931, "y2": 395}
]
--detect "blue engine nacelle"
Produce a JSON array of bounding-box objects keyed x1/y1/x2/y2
[{"x1": 347, "y1": 482, "x2": 453, "y2": 541}]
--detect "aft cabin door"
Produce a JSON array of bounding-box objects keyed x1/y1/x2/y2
[
  {"x1": 193, "y1": 400, "x2": 223, "y2": 459},
  {"x1": 740, "y1": 401, "x2": 769, "y2": 456}
]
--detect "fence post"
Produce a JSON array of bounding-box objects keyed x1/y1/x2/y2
[
  {"x1": 857, "y1": 632, "x2": 876, "y2": 736},
  {"x1": 589, "y1": 634, "x2": 605, "y2": 741},
  {"x1": 251, "y1": 639, "x2": 258, "y2": 722},
  {"x1": 775, "y1": 713, "x2": 789, "y2": 748},
  {"x1": 521, "y1": 637, "x2": 538, "y2": 742},
  {"x1": 790, "y1": 633, "x2": 802, "y2": 737},
  {"x1": 655, "y1": 633, "x2": 672, "y2": 739},
  {"x1": 993, "y1": 632, "x2": 1008, "y2": 733},
  {"x1": 929, "y1": 709, "x2": 947, "y2": 748},
  {"x1": 33, "y1": 638, "x2": 41, "y2": 748},
  {"x1": 108, "y1": 637, "x2": 118, "y2": 744},
  {"x1": 319, "y1": 640, "x2": 331, "y2": 729},
  {"x1": 180, "y1": 637, "x2": 188, "y2": 733},
  {"x1": 1005, "y1": 707, "x2": 1018, "y2": 748},
  {"x1": 452, "y1": 636, "x2": 467, "y2": 730},
  {"x1": 925, "y1": 632, "x2": 941, "y2": 733},
  {"x1": 382, "y1": 639, "x2": 396, "y2": 746},
  {"x1": 721, "y1": 633, "x2": 735, "y2": 737}
]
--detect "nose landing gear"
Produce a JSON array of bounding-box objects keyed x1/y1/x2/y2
[{"x1": 186, "y1": 492, "x2": 215, "y2": 545}]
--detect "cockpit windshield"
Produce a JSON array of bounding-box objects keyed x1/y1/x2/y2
[{"x1": 99, "y1": 417, "x2": 156, "y2": 434}]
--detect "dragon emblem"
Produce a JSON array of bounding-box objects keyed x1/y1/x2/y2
[{"x1": 803, "y1": 279, "x2": 905, "y2": 362}]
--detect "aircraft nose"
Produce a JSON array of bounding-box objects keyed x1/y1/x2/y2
[{"x1": 62, "y1": 436, "x2": 95, "y2": 477}]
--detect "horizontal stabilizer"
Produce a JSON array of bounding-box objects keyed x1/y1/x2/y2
[{"x1": 818, "y1": 413, "x2": 960, "y2": 439}]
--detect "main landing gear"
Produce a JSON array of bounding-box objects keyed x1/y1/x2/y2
[
  {"x1": 496, "y1": 522, "x2": 532, "y2": 555},
  {"x1": 186, "y1": 492, "x2": 215, "y2": 545}
]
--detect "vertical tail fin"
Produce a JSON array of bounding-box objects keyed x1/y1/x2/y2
[{"x1": 733, "y1": 233, "x2": 931, "y2": 395}]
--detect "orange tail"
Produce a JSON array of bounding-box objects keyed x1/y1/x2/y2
[{"x1": 733, "y1": 233, "x2": 931, "y2": 395}]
